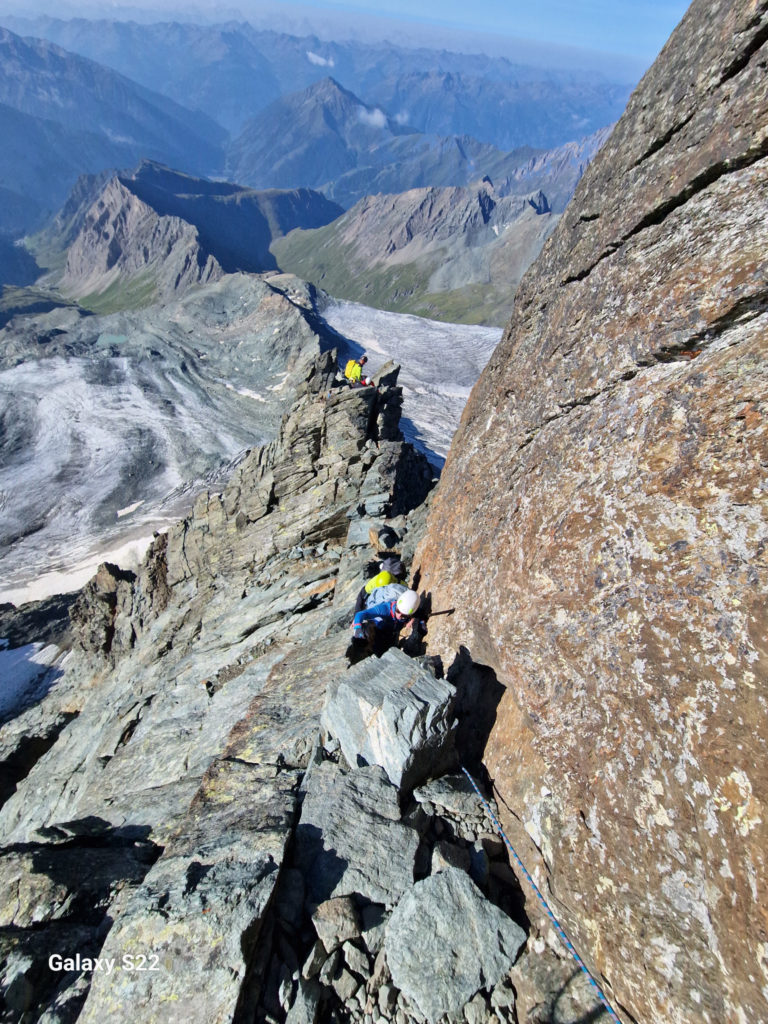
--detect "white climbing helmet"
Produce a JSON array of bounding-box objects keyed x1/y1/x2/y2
[{"x1": 396, "y1": 589, "x2": 420, "y2": 616}]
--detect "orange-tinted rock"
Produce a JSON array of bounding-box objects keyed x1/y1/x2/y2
[{"x1": 416, "y1": 1, "x2": 768, "y2": 1021}]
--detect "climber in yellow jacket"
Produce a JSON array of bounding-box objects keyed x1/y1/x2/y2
[
  {"x1": 353, "y1": 557, "x2": 405, "y2": 613},
  {"x1": 344, "y1": 355, "x2": 369, "y2": 386}
]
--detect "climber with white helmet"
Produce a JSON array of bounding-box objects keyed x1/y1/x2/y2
[
  {"x1": 350, "y1": 588, "x2": 422, "y2": 655},
  {"x1": 353, "y1": 556, "x2": 406, "y2": 613}
]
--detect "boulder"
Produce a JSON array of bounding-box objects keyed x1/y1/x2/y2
[
  {"x1": 311, "y1": 896, "x2": 361, "y2": 953},
  {"x1": 384, "y1": 867, "x2": 526, "y2": 1021},
  {"x1": 294, "y1": 762, "x2": 419, "y2": 908},
  {"x1": 413, "y1": 773, "x2": 484, "y2": 820},
  {"x1": 321, "y1": 647, "x2": 457, "y2": 791},
  {"x1": 77, "y1": 761, "x2": 298, "y2": 1024},
  {"x1": 285, "y1": 978, "x2": 323, "y2": 1024}
]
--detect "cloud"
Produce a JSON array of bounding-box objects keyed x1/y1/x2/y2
[
  {"x1": 357, "y1": 106, "x2": 387, "y2": 128},
  {"x1": 306, "y1": 50, "x2": 335, "y2": 67},
  {"x1": 394, "y1": 111, "x2": 410, "y2": 126}
]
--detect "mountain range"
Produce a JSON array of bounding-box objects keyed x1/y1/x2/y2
[
  {"x1": 272, "y1": 182, "x2": 557, "y2": 325},
  {"x1": 1, "y1": 14, "x2": 633, "y2": 144},
  {"x1": 0, "y1": 15, "x2": 628, "y2": 243},
  {"x1": 15, "y1": 117, "x2": 606, "y2": 324},
  {"x1": 0, "y1": 27, "x2": 225, "y2": 235},
  {"x1": 28, "y1": 161, "x2": 343, "y2": 311},
  {"x1": 226, "y1": 77, "x2": 611, "y2": 210},
  {"x1": 0, "y1": 2, "x2": 766, "y2": 1024}
]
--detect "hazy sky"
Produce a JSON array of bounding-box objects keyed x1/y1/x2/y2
[
  {"x1": 0, "y1": 0, "x2": 691, "y2": 69},
  {"x1": 271, "y1": 0, "x2": 691, "y2": 59}
]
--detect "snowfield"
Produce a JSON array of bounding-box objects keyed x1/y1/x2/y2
[
  {"x1": 320, "y1": 298, "x2": 501, "y2": 465},
  {"x1": 0, "y1": 282, "x2": 502, "y2": 605}
]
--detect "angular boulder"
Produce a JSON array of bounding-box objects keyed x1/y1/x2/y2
[
  {"x1": 78, "y1": 761, "x2": 298, "y2": 1024},
  {"x1": 321, "y1": 647, "x2": 456, "y2": 791},
  {"x1": 294, "y1": 762, "x2": 419, "y2": 908},
  {"x1": 384, "y1": 867, "x2": 526, "y2": 1021}
]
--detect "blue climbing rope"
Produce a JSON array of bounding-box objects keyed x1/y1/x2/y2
[{"x1": 461, "y1": 765, "x2": 623, "y2": 1024}]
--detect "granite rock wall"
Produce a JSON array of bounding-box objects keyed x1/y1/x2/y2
[{"x1": 415, "y1": 1, "x2": 768, "y2": 1021}]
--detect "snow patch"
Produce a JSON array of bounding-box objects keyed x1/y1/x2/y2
[
  {"x1": 0, "y1": 643, "x2": 62, "y2": 720},
  {"x1": 0, "y1": 534, "x2": 156, "y2": 606},
  {"x1": 117, "y1": 501, "x2": 144, "y2": 518}
]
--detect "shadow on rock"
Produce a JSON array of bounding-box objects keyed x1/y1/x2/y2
[
  {"x1": 0, "y1": 817, "x2": 161, "y2": 1021},
  {"x1": 446, "y1": 645, "x2": 505, "y2": 770}
]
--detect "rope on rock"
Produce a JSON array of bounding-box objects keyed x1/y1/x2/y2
[{"x1": 460, "y1": 765, "x2": 622, "y2": 1024}]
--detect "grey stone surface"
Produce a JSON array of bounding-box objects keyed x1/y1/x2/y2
[
  {"x1": 312, "y1": 896, "x2": 361, "y2": 953},
  {"x1": 286, "y1": 978, "x2": 323, "y2": 1024},
  {"x1": 301, "y1": 941, "x2": 327, "y2": 981},
  {"x1": 431, "y1": 840, "x2": 471, "y2": 875},
  {"x1": 78, "y1": 761, "x2": 298, "y2": 1024},
  {"x1": 413, "y1": 774, "x2": 484, "y2": 820},
  {"x1": 342, "y1": 940, "x2": 370, "y2": 979},
  {"x1": 384, "y1": 867, "x2": 526, "y2": 1022},
  {"x1": 333, "y1": 968, "x2": 361, "y2": 1001},
  {"x1": 294, "y1": 762, "x2": 419, "y2": 908},
  {"x1": 360, "y1": 903, "x2": 388, "y2": 955},
  {"x1": 321, "y1": 648, "x2": 457, "y2": 791}
]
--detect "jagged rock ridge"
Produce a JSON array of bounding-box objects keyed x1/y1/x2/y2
[
  {"x1": 415, "y1": 1, "x2": 768, "y2": 1022},
  {"x1": 0, "y1": 356, "x2": 604, "y2": 1023},
  {"x1": 273, "y1": 180, "x2": 557, "y2": 326},
  {"x1": 49, "y1": 161, "x2": 344, "y2": 309}
]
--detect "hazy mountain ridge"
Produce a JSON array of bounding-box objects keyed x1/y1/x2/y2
[
  {"x1": 0, "y1": 26, "x2": 226, "y2": 236},
  {"x1": 228, "y1": 76, "x2": 611, "y2": 210},
  {"x1": 0, "y1": 14, "x2": 634, "y2": 145},
  {"x1": 56, "y1": 177, "x2": 223, "y2": 309}
]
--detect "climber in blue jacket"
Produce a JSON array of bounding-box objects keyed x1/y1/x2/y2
[{"x1": 351, "y1": 588, "x2": 421, "y2": 648}]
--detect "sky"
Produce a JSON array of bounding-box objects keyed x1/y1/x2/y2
[
  {"x1": 261, "y1": 0, "x2": 691, "y2": 61},
  {"x1": 0, "y1": 0, "x2": 692, "y2": 69}
]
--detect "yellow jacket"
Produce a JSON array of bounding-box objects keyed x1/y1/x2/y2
[
  {"x1": 364, "y1": 570, "x2": 402, "y2": 594},
  {"x1": 345, "y1": 359, "x2": 363, "y2": 383}
]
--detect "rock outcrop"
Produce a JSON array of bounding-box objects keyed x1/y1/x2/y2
[
  {"x1": 272, "y1": 181, "x2": 557, "y2": 326},
  {"x1": 415, "y1": 2, "x2": 768, "y2": 1022},
  {"x1": 0, "y1": 351, "x2": 607, "y2": 1023}
]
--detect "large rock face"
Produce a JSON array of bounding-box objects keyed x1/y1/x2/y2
[{"x1": 415, "y1": 2, "x2": 768, "y2": 1023}]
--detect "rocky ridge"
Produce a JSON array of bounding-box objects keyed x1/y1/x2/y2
[
  {"x1": 47, "y1": 164, "x2": 343, "y2": 311},
  {"x1": 415, "y1": 1, "x2": 768, "y2": 1022},
  {"x1": 0, "y1": 356, "x2": 601, "y2": 1023},
  {"x1": 57, "y1": 177, "x2": 223, "y2": 308},
  {"x1": 47, "y1": 164, "x2": 342, "y2": 311},
  {"x1": 273, "y1": 181, "x2": 556, "y2": 326}
]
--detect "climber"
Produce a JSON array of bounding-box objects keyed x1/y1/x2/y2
[
  {"x1": 353, "y1": 556, "x2": 406, "y2": 613},
  {"x1": 350, "y1": 588, "x2": 422, "y2": 655},
  {"x1": 344, "y1": 355, "x2": 372, "y2": 387}
]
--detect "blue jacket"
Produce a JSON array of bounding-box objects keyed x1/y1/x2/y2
[{"x1": 352, "y1": 600, "x2": 405, "y2": 635}]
